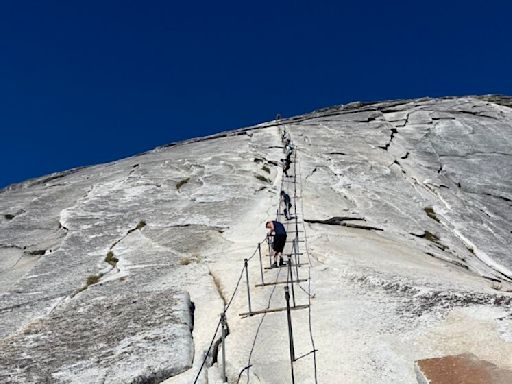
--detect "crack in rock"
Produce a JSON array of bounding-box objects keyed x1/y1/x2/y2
[
  {"x1": 305, "y1": 217, "x2": 383, "y2": 231},
  {"x1": 411, "y1": 231, "x2": 449, "y2": 251},
  {"x1": 305, "y1": 216, "x2": 365, "y2": 225},
  {"x1": 305, "y1": 167, "x2": 317, "y2": 180},
  {"x1": 378, "y1": 128, "x2": 398, "y2": 151}
]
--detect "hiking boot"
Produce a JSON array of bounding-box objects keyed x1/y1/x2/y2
[{"x1": 279, "y1": 258, "x2": 285, "y2": 266}]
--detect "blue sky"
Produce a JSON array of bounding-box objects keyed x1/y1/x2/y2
[{"x1": 1, "y1": 1, "x2": 511, "y2": 187}]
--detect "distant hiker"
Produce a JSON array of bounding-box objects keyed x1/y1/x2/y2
[
  {"x1": 283, "y1": 158, "x2": 291, "y2": 177},
  {"x1": 284, "y1": 141, "x2": 294, "y2": 161},
  {"x1": 285, "y1": 149, "x2": 292, "y2": 164},
  {"x1": 283, "y1": 138, "x2": 291, "y2": 152},
  {"x1": 266, "y1": 220, "x2": 287, "y2": 267},
  {"x1": 281, "y1": 191, "x2": 292, "y2": 220}
]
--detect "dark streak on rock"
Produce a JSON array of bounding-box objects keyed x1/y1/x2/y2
[
  {"x1": 485, "y1": 193, "x2": 512, "y2": 203},
  {"x1": 305, "y1": 216, "x2": 365, "y2": 225},
  {"x1": 305, "y1": 167, "x2": 317, "y2": 180},
  {"x1": 26, "y1": 250, "x2": 46, "y2": 256},
  {"x1": 379, "y1": 128, "x2": 398, "y2": 151},
  {"x1": 411, "y1": 231, "x2": 449, "y2": 251},
  {"x1": 305, "y1": 217, "x2": 383, "y2": 231}
]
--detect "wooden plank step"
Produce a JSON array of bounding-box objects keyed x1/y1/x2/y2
[
  {"x1": 264, "y1": 263, "x2": 309, "y2": 270},
  {"x1": 239, "y1": 304, "x2": 309, "y2": 318},
  {"x1": 255, "y1": 278, "x2": 307, "y2": 287}
]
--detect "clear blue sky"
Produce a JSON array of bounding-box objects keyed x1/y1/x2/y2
[{"x1": 1, "y1": 1, "x2": 511, "y2": 187}]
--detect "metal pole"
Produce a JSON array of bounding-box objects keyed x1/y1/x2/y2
[
  {"x1": 244, "y1": 259, "x2": 252, "y2": 315},
  {"x1": 285, "y1": 286, "x2": 296, "y2": 384},
  {"x1": 294, "y1": 238, "x2": 300, "y2": 281},
  {"x1": 292, "y1": 237, "x2": 297, "y2": 266},
  {"x1": 267, "y1": 235, "x2": 273, "y2": 267},
  {"x1": 287, "y1": 254, "x2": 296, "y2": 307},
  {"x1": 293, "y1": 150, "x2": 300, "y2": 267},
  {"x1": 221, "y1": 311, "x2": 227, "y2": 382},
  {"x1": 296, "y1": 239, "x2": 300, "y2": 267},
  {"x1": 258, "y1": 242, "x2": 264, "y2": 284}
]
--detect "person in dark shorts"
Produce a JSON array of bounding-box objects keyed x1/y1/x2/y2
[
  {"x1": 283, "y1": 158, "x2": 291, "y2": 177},
  {"x1": 266, "y1": 220, "x2": 287, "y2": 267},
  {"x1": 281, "y1": 191, "x2": 292, "y2": 220}
]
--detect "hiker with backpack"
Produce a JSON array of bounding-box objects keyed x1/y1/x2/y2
[
  {"x1": 281, "y1": 191, "x2": 292, "y2": 220},
  {"x1": 283, "y1": 157, "x2": 291, "y2": 177},
  {"x1": 266, "y1": 220, "x2": 287, "y2": 267}
]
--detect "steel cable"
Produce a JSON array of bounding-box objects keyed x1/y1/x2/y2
[
  {"x1": 192, "y1": 237, "x2": 267, "y2": 383},
  {"x1": 237, "y1": 265, "x2": 283, "y2": 384},
  {"x1": 296, "y1": 144, "x2": 319, "y2": 384}
]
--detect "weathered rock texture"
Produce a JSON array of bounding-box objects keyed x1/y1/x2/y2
[{"x1": 1, "y1": 95, "x2": 512, "y2": 383}]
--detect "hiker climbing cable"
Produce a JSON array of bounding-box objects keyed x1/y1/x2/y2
[
  {"x1": 281, "y1": 191, "x2": 292, "y2": 220},
  {"x1": 266, "y1": 220, "x2": 287, "y2": 267},
  {"x1": 284, "y1": 140, "x2": 294, "y2": 159},
  {"x1": 283, "y1": 157, "x2": 291, "y2": 177}
]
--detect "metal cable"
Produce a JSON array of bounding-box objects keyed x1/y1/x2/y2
[
  {"x1": 237, "y1": 265, "x2": 283, "y2": 383},
  {"x1": 296, "y1": 145, "x2": 319, "y2": 384},
  {"x1": 192, "y1": 318, "x2": 222, "y2": 384},
  {"x1": 192, "y1": 237, "x2": 266, "y2": 383}
]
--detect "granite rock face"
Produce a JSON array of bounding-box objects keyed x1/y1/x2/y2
[
  {"x1": 0, "y1": 128, "x2": 280, "y2": 383},
  {"x1": 295, "y1": 96, "x2": 512, "y2": 281},
  {"x1": 1, "y1": 96, "x2": 512, "y2": 383}
]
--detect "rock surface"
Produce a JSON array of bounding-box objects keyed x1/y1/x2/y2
[{"x1": 1, "y1": 95, "x2": 512, "y2": 383}]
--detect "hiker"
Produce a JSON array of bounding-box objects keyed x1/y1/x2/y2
[
  {"x1": 285, "y1": 149, "x2": 292, "y2": 164},
  {"x1": 266, "y1": 220, "x2": 287, "y2": 267},
  {"x1": 283, "y1": 158, "x2": 291, "y2": 177},
  {"x1": 281, "y1": 191, "x2": 292, "y2": 220},
  {"x1": 283, "y1": 138, "x2": 291, "y2": 152},
  {"x1": 284, "y1": 141, "x2": 294, "y2": 162}
]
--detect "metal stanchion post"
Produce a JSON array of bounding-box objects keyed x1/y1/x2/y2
[
  {"x1": 287, "y1": 254, "x2": 296, "y2": 307},
  {"x1": 258, "y1": 242, "x2": 264, "y2": 284},
  {"x1": 294, "y1": 238, "x2": 300, "y2": 281},
  {"x1": 244, "y1": 259, "x2": 252, "y2": 315},
  {"x1": 293, "y1": 151, "x2": 300, "y2": 267},
  {"x1": 284, "y1": 286, "x2": 296, "y2": 384},
  {"x1": 221, "y1": 311, "x2": 227, "y2": 382},
  {"x1": 292, "y1": 237, "x2": 297, "y2": 267},
  {"x1": 267, "y1": 235, "x2": 272, "y2": 268}
]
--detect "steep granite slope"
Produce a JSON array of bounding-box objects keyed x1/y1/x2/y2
[{"x1": 1, "y1": 96, "x2": 511, "y2": 383}]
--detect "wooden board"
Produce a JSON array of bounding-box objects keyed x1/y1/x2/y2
[{"x1": 239, "y1": 304, "x2": 309, "y2": 318}]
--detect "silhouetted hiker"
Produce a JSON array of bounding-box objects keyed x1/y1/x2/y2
[
  {"x1": 284, "y1": 142, "x2": 294, "y2": 166},
  {"x1": 266, "y1": 220, "x2": 287, "y2": 267},
  {"x1": 283, "y1": 138, "x2": 291, "y2": 151},
  {"x1": 283, "y1": 158, "x2": 291, "y2": 177},
  {"x1": 281, "y1": 191, "x2": 292, "y2": 220},
  {"x1": 285, "y1": 150, "x2": 292, "y2": 164},
  {"x1": 285, "y1": 140, "x2": 293, "y2": 155}
]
